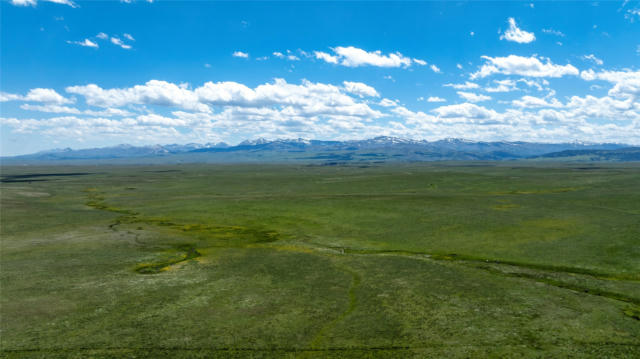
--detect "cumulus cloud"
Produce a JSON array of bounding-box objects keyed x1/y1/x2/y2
[
  {"x1": 314, "y1": 46, "x2": 424, "y2": 68},
  {"x1": 67, "y1": 39, "x2": 98, "y2": 48},
  {"x1": 580, "y1": 69, "x2": 640, "y2": 100},
  {"x1": 426, "y1": 96, "x2": 446, "y2": 103},
  {"x1": 1, "y1": 88, "x2": 73, "y2": 104},
  {"x1": 379, "y1": 98, "x2": 398, "y2": 107},
  {"x1": 66, "y1": 80, "x2": 207, "y2": 112},
  {"x1": 430, "y1": 64, "x2": 441, "y2": 73},
  {"x1": 500, "y1": 18, "x2": 535, "y2": 43},
  {"x1": 64, "y1": 79, "x2": 384, "y2": 121},
  {"x1": 471, "y1": 55, "x2": 579, "y2": 79},
  {"x1": 432, "y1": 103, "x2": 500, "y2": 121},
  {"x1": 512, "y1": 96, "x2": 563, "y2": 108},
  {"x1": 457, "y1": 91, "x2": 491, "y2": 103},
  {"x1": 232, "y1": 51, "x2": 249, "y2": 58},
  {"x1": 314, "y1": 51, "x2": 338, "y2": 64},
  {"x1": 123, "y1": 33, "x2": 135, "y2": 41},
  {"x1": 343, "y1": 81, "x2": 380, "y2": 98},
  {"x1": 96, "y1": 32, "x2": 108, "y2": 40},
  {"x1": 485, "y1": 79, "x2": 518, "y2": 93}
]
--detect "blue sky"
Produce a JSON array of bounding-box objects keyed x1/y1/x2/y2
[{"x1": 1, "y1": 0, "x2": 639, "y2": 155}]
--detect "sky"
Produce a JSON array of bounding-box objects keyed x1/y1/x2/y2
[{"x1": 1, "y1": 0, "x2": 639, "y2": 156}]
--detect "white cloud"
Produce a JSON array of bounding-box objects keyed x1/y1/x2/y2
[
  {"x1": 541, "y1": 28, "x2": 565, "y2": 37},
  {"x1": 413, "y1": 58, "x2": 427, "y2": 66},
  {"x1": 10, "y1": 0, "x2": 37, "y2": 6},
  {"x1": 67, "y1": 39, "x2": 98, "y2": 48},
  {"x1": 11, "y1": 0, "x2": 77, "y2": 7},
  {"x1": 64, "y1": 79, "x2": 384, "y2": 122},
  {"x1": 457, "y1": 91, "x2": 491, "y2": 103},
  {"x1": 582, "y1": 54, "x2": 603, "y2": 66},
  {"x1": 343, "y1": 81, "x2": 380, "y2": 98},
  {"x1": 512, "y1": 96, "x2": 563, "y2": 108},
  {"x1": 66, "y1": 80, "x2": 207, "y2": 112},
  {"x1": 20, "y1": 104, "x2": 133, "y2": 117},
  {"x1": 0, "y1": 92, "x2": 23, "y2": 102},
  {"x1": 625, "y1": 8, "x2": 640, "y2": 22},
  {"x1": 471, "y1": 55, "x2": 579, "y2": 79},
  {"x1": 273, "y1": 52, "x2": 285, "y2": 58},
  {"x1": 432, "y1": 103, "x2": 499, "y2": 121},
  {"x1": 123, "y1": 33, "x2": 135, "y2": 41},
  {"x1": 96, "y1": 32, "x2": 108, "y2": 40},
  {"x1": 232, "y1": 51, "x2": 249, "y2": 58},
  {"x1": 379, "y1": 98, "x2": 397, "y2": 107},
  {"x1": 426, "y1": 96, "x2": 446, "y2": 103},
  {"x1": 430, "y1": 64, "x2": 441, "y2": 73},
  {"x1": 444, "y1": 81, "x2": 479, "y2": 90},
  {"x1": 111, "y1": 37, "x2": 132, "y2": 50},
  {"x1": 580, "y1": 69, "x2": 640, "y2": 100},
  {"x1": 315, "y1": 46, "x2": 422, "y2": 68},
  {"x1": 456, "y1": 64, "x2": 463, "y2": 70},
  {"x1": 1, "y1": 88, "x2": 74, "y2": 104},
  {"x1": 484, "y1": 79, "x2": 515, "y2": 93},
  {"x1": 314, "y1": 51, "x2": 338, "y2": 64},
  {"x1": 500, "y1": 18, "x2": 535, "y2": 43}
]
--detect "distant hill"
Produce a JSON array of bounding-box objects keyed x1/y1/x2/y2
[
  {"x1": 530, "y1": 147, "x2": 640, "y2": 162},
  {"x1": 1, "y1": 137, "x2": 634, "y2": 165}
]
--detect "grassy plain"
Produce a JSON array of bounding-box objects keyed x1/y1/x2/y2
[{"x1": 1, "y1": 163, "x2": 639, "y2": 358}]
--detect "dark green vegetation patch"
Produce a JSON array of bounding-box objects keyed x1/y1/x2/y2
[{"x1": 1, "y1": 163, "x2": 639, "y2": 358}]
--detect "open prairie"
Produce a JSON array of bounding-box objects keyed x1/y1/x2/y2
[{"x1": 1, "y1": 163, "x2": 639, "y2": 358}]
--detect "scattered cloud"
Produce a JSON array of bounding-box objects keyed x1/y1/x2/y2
[
  {"x1": 111, "y1": 37, "x2": 132, "y2": 50},
  {"x1": 123, "y1": 33, "x2": 135, "y2": 41},
  {"x1": 1, "y1": 88, "x2": 73, "y2": 104},
  {"x1": 314, "y1": 51, "x2": 338, "y2": 64},
  {"x1": 625, "y1": 8, "x2": 640, "y2": 22},
  {"x1": 413, "y1": 58, "x2": 427, "y2": 66},
  {"x1": 343, "y1": 81, "x2": 380, "y2": 98},
  {"x1": 315, "y1": 46, "x2": 422, "y2": 68},
  {"x1": 541, "y1": 28, "x2": 565, "y2": 37},
  {"x1": 582, "y1": 54, "x2": 603, "y2": 65},
  {"x1": 457, "y1": 91, "x2": 491, "y2": 103},
  {"x1": 444, "y1": 81, "x2": 479, "y2": 90},
  {"x1": 67, "y1": 39, "x2": 99, "y2": 48},
  {"x1": 10, "y1": 0, "x2": 77, "y2": 7},
  {"x1": 426, "y1": 96, "x2": 446, "y2": 103},
  {"x1": 471, "y1": 55, "x2": 579, "y2": 79},
  {"x1": 232, "y1": 51, "x2": 249, "y2": 58},
  {"x1": 379, "y1": 98, "x2": 398, "y2": 107},
  {"x1": 500, "y1": 17, "x2": 536, "y2": 43},
  {"x1": 512, "y1": 95, "x2": 563, "y2": 108},
  {"x1": 96, "y1": 32, "x2": 108, "y2": 40},
  {"x1": 485, "y1": 79, "x2": 518, "y2": 93},
  {"x1": 430, "y1": 64, "x2": 441, "y2": 73}
]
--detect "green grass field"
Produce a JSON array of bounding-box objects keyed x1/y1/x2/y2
[{"x1": 1, "y1": 163, "x2": 639, "y2": 358}]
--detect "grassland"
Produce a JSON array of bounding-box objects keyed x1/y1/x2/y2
[{"x1": 1, "y1": 163, "x2": 639, "y2": 358}]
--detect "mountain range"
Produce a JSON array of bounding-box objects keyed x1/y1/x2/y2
[{"x1": 2, "y1": 137, "x2": 638, "y2": 164}]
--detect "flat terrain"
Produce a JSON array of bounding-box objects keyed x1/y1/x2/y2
[{"x1": 1, "y1": 163, "x2": 639, "y2": 358}]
